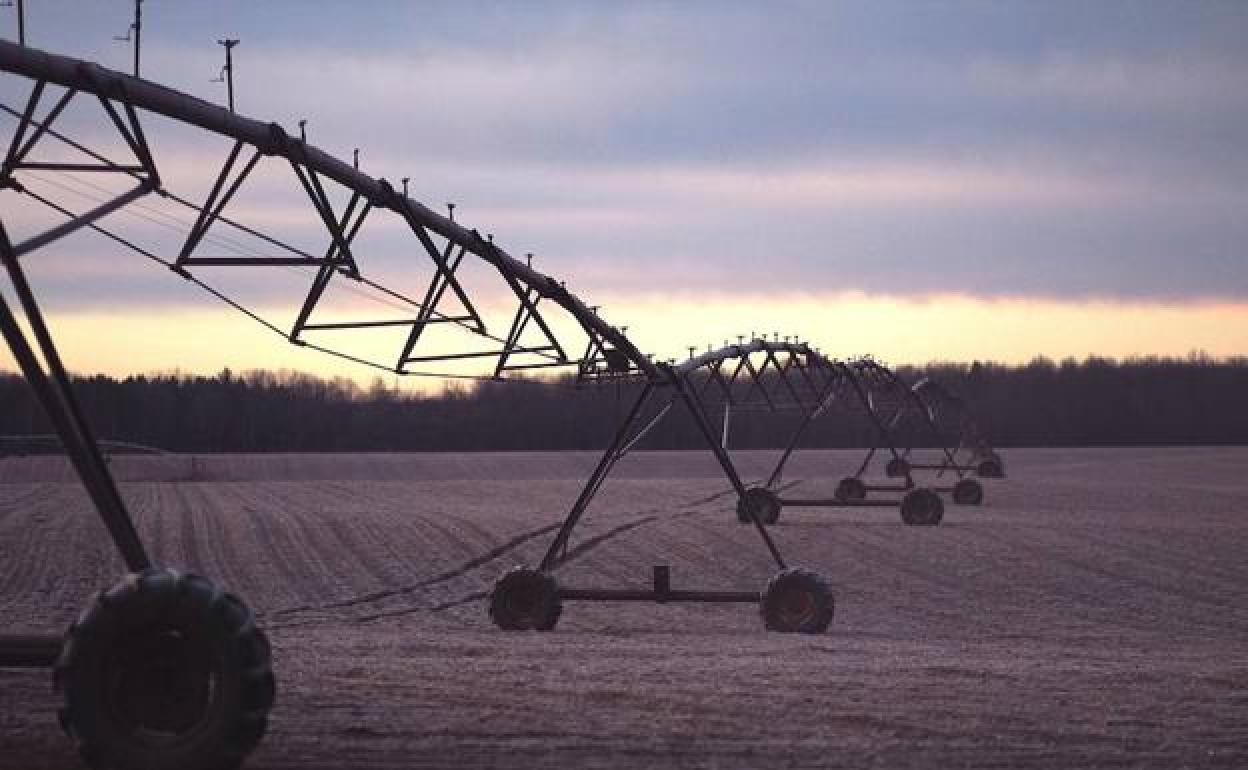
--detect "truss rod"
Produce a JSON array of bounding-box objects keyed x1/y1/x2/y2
[
  {"x1": 0, "y1": 102, "x2": 506, "y2": 344},
  {"x1": 0, "y1": 41, "x2": 657, "y2": 379},
  {"x1": 13, "y1": 185, "x2": 577, "y2": 385}
]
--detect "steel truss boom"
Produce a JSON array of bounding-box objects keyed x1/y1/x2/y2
[
  {"x1": 0, "y1": 41, "x2": 673, "y2": 626},
  {"x1": 846, "y1": 358, "x2": 1000, "y2": 479},
  {"x1": 0, "y1": 40, "x2": 656, "y2": 382},
  {"x1": 536, "y1": 337, "x2": 920, "y2": 578}
]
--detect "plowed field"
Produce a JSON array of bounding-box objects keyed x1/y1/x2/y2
[{"x1": 1, "y1": 448, "x2": 1246, "y2": 768}]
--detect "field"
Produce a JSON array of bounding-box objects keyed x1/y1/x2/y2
[{"x1": 1, "y1": 447, "x2": 1246, "y2": 769}]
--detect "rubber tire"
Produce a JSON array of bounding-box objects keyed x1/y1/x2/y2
[
  {"x1": 489, "y1": 567, "x2": 561, "y2": 631},
  {"x1": 736, "y1": 487, "x2": 781, "y2": 525},
  {"x1": 760, "y1": 567, "x2": 834, "y2": 633},
  {"x1": 54, "y1": 568, "x2": 275, "y2": 770},
  {"x1": 977, "y1": 455, "x2": 1005, "y2": 479},
  {"x1": 834, "y1": 477, "x2": 867, "y2": 503},
  {"x1": 885, "y1": 457, "x2": 910, "y2": 478},
  {"x1": 952, "y1": 478, "x2": 984, "y2": 506},
  {"x1": 900, "y1": 488, "x2": 944, "y2": 526}
]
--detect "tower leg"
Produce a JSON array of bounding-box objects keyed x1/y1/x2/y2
[{"x1": 0, "y1": 223, "x2": 149, "y2": 571}]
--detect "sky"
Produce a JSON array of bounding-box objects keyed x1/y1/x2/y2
[{"x1": 0, "y1": 1, "x2": 1245, "y2": 386}]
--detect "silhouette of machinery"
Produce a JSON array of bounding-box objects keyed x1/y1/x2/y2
[{"x1": 0, "y1": 41, "x2": 1000, "y2": 770}]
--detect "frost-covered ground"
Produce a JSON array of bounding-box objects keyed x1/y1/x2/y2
[{"x1": 1, "y1": 448, "x2": 1246, "y2": 768}]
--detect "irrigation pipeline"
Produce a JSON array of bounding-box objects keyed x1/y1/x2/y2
[{"x1": 0, "y1": 40, "x2": 654, "y2": 387}]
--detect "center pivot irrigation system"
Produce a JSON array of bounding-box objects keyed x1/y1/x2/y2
[
  {"x1": 848, "y1": 359, "x2": 1003, "y2": 486},
  {"x1": 0, "y1": 41, "x2": 1003, "y2": 770},
  {"x1": 489, "y1": 338, "x2": 955, "y2": 634},
  {"x1": 837, "y1": 358, "x2": 1005, "y2": 504}
]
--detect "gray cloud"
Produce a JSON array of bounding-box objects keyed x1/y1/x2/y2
[{"x1": 1, "y1": 0, "x2": 1246, "y2": 308}]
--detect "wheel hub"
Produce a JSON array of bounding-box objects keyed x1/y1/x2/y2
[
  {"x1": 775, "y1": 587, "x2": 816, "y2": 626},
  {"x1": 107, "y1": 627, "x2": 214, "y2": 738}
]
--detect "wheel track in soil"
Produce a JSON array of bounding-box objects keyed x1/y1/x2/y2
[
  {"x1": 231, "y1": 485, "x2": 331, "y2": 609},
  {"x1": 965, "y1": 524, "x2": 1248, "y2": 634},
  {"x1": 785, "y1": 520, "x2": 989, "y2": 630},
  {"x1": 315, "y1": 480, "x2": 503, "y2": 591},
  {"x1": 835, "y1": 520, "x2": 1163, "y2": 635},
  {"x1": 258, "y1": 481, "x2": 521, "y2": 608},
  {"x1": 335, "y1": 481, "x2": 523, "y2": 569},
  {"x1": 271, "y1": 480, "x2": 432, "y2": 596},
  {"x1": 922, "y1": 522, "x2": 1207, "y2": 636},
  {"x1": 141, "y1": 483, "x2": 168, "y2": 569},
  {"x1": 0, "y1": 483, "x2": 55, "y2": 528},
  {"x1": 242, "y1": 478, "x2": 554, "y2": 621},
  {"x1": 271, "y1": 481, "x2": 760, "y2": 625},
  {"x1": 0, "y1": 487, "x2": 81, "y2": 622},
  {"x1": 1053, "y1": 524, "x2": 1248, "y2": 597},
  {"x1": 816, "y1": 524, "x2": 983, "y2": 595},
  {"x1": 172, "y1": 484, "x2": 206, "y2": 577},
  {"x1": 199, "y1": 484, "x2": 270, "y2": 603},
  {"x1": 240, "y1": 484, "x2": 363, "y2": 602}
]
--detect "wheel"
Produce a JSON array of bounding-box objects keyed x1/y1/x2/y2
[
  {"x1": 885, "y1": 457, "x2": 910, "y2": 478},
  {"x1": 489, "y1": 567, "x2": 561, "y2": 631},
  {"x1": 900, "y1": 488, "x2": 944, "y2": 526},
  {"x1": 952, "y1": 478, "x2": 984, "y2": 505},
  {"x1": 760, "y1": 567, "x2": 833, "y2": 633},
  {"x1": 54, "y1": 568, "x2": 275, "y2": 770},
  {"x1": 736, "y1": 486, "x2": 781, "y2": 525},
  {"x1": 976, "y1": 454, "x2": 1005, "y2": 478},
  {"x1": 834, "y1": 477, "x2": 867, "y2": 503}
]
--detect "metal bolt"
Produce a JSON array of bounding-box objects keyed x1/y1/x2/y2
[
  {"x1": 353, "y1": 148, "x2": 359, "y2": 169},
  {"x1": 298, "y1": 119, "x2": 307, "y2": 141},
  {"x1": 526, "y1": 252, "x2": 533, "y2": 268},
  {"x1": 401, "y1": 177, "x2": 409, "y2": 197},
  {"x1": 447, "y1": 202, "x2": 455, "y2": 221}
]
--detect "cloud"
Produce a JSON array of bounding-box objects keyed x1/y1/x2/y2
[{"x1": 1, "y1": 0, "x2": 1245, "y2": 326}]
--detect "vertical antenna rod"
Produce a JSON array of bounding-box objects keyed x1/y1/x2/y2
[
  {"x1": 7, "y1": 0, "x2": 24, "y2": 47},
  {"x1": 113, "y1": 0, "x2": 142, "y2": 76},
  {"x1": 133, "y1": 0, "x2": 141, "y2": 77},
  {"x1": 216, "y1": 38, "x2": 240, "y2": 112}
]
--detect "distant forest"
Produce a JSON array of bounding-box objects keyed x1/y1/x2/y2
[{"x1": 0, "y1": 354, "x2": 1245, "y2": 452}]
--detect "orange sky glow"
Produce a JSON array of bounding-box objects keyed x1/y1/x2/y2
[{"x1": 2, "y1": 291, "x2": 1244, "y2": 392}]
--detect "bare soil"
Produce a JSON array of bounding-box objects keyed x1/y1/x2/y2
[{"x1": 1, "y1": 447, "x2": 1246, "y2": 768}]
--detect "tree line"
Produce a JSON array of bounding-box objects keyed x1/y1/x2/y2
[{"x1": 0, "y1": 354, "x2": 1244, "y2": 453}]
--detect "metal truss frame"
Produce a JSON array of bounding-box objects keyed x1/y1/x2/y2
[
  {"x1": 0, "y1": 42, "x2": 863, "y2": 645},
  {"x1": 0, "y1": 42, "x2": 668, "y2": 661},
  {"x1": 848, "y1": 358, "x2": 1002, "y2": 481},
  {"x1": 536, "y1": 339, "x2": 944, "y2": 608},
  {"x1": 0, "y1": 42, "x2": 648, "y2": 383}
]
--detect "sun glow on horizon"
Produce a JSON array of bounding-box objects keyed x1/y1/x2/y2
[{"x1": 0, "y1": 291, "x2": 1245, "y2": 392}]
